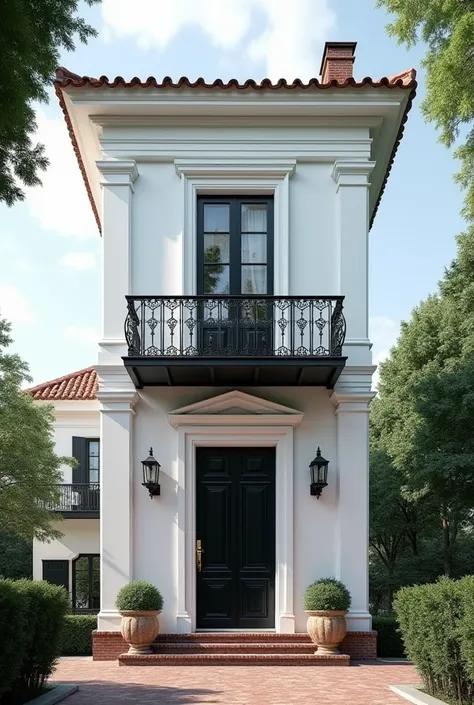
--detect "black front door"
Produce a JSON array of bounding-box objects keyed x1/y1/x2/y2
[{"x1": 196, "y1": 447, "x2": 276, "y2": 629}]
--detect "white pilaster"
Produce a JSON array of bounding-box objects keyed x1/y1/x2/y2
[
  {"x1": 332, "y1": 161, "x2": 375, "y2": 367},
  {"x1": 331, "y1": 385, "x2": 375, "y2": 632},
  {"x1": 96, "y1": 160, "x2": 138, "y2": 365},
  {"x1": 96, "y1": 368, "x2": 138, "y2": 631}
]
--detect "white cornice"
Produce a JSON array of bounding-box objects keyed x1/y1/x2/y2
[
  {"x1": 93, "y1": 115, "x2": 384, "y2": 129},
  {"x1": 174, "y1": 159, "x2": 296, "y2": 179},
  {"x1": 96, "y1": 159, "x2": 138, "y2": 187},
  {"x1": 331, "y1": 160, "x2": 376, "y2": 187}
]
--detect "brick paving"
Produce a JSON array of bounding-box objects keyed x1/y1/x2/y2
[{"x1": 51, "y1": 657, "x2": 417, "y2": 704}]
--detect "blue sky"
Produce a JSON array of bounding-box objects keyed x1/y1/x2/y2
[{"x1": 0, "y1": 0, "x2": 464, "y2": 385}]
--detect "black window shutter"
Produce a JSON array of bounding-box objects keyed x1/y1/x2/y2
[
  {"x1": 43, "y1": 560, "x2": 69, "y2": 592},
  {"x1": 72, "y1": 437, "x2": 87, "y2": 484}
]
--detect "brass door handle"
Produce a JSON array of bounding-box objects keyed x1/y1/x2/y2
[{"x1": 196, "y1": 539, "x2": 204, "y2": 572}]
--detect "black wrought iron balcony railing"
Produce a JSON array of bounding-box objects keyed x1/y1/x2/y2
[
  {"x1": 123, "y1": 295, "x2": 347, "y2": 387},
  {"x1": 45, "y1": 484, "x2": 100, "y2": 516}
]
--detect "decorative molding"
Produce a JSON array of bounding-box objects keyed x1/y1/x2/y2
[
  {"x1": 330, "y1": 389, "x2": 375, "y2": 412},
  {"x1": 331, "y1": 160, "x2": 376, "y2": 189},
  {"x1": 96, "y1": 159, "x2": 138, "y2": 188},
  {"x1": 173, "y1": 420, "x2": 296, "y2": 635},
  {"x1": 175, "y1": 159, "x2": 296, "y2": 179},
  {"x1": 179, "y1": 162, "x2": 293, "y2": 296},
  {"x1": 169, "y1": 390, "x2": 304, "y2": 428},
  {"x1": 93, "y1": 114, "x2": 383, "y2": 129}
]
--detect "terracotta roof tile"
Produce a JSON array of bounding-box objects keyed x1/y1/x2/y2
[
  {"x1": 27, "y1": 367, "x2": 98, "y2": 401},
  {"x1": 54, "y1": 67, "x2": 417, "y2": 233}
]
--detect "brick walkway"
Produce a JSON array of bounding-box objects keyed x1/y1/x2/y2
[{"x1": 51, "y1": 658, "x2": 417, "y2": 704}]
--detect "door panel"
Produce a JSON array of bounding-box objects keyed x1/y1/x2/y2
[{"x1": 196, "y1": 447, "x2": 275, "y2": 629}]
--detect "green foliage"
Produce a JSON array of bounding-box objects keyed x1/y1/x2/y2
[
  {"x1": 0, "y1": 581, "x2": 28, "y2": 697},
  {"x1": 394, "y1": 576, "x2": 474, "y2": 703},
  {"x1": 0, "y1": 533, "x2": 32, "y2": 579},
  {"x1": 11, "y1": 580, "x2": 70, "y2": 701},
  {"x1": 0, "y1": 316, "x2": 76, "y2": 540},
  {"x1": 116, "y1": 580, "x2": 164, "y2": 612},
  {"x1": 60, "y1": 615, "x2": 97, "y2": 656},
  {"x1": 377, "y1": 0, "x2": 474, "y2": 221},
  {"x1": 0, "y1": 0, "x2": 100, "y2": 206},
  {"x1": 372, "y1": 616, "x2": 405, "y2": 657},
  {"x1": 303, "y1": 578, "x2": 351, "y2": 612},
  {"x1": 0, "y1": 579, "x2": 69, "y2": 703}
]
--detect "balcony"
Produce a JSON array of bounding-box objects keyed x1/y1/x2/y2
[
  {"x1": 46, "y1": 484, "x2": 100, "y2": 518},
  {"x1": 123, "y1": 295, "x2": 346, "y2": 388}
]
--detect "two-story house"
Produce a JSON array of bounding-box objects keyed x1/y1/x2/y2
[{"x1": 29, "y1": 42, "x2": 416, "y2": 663}]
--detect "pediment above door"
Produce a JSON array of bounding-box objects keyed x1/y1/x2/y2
[{"x1": 168, "y1": 390, "x2": 303, "y2": 427}]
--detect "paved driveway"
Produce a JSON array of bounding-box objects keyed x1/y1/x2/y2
[{"x1": 52, "y1": 658, "x2": 416, "y2": 704}]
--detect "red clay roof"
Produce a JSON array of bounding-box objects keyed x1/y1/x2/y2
[
  {"x1": 54, "y1": 67, "x2": 417, "y2": 233},
  {"x1": 27, "y1": 367, "x2": 98, "y2": 401}
]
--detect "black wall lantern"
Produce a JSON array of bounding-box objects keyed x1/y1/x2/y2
[
  {"x1": 141, "y1": 448, "x2": 161, "y2": 498},
  {"x1": 309, "y1": 447, "x2": 329, "y2": 498}
]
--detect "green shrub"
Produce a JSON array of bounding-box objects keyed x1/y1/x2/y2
[
  {"x1": 60, "y1": 615, "x2": 97, "y2": 656},
  {"x1": 394, "y1": 576, "x2": 474, "y2": 704},
  {"x1": 303, "y1": 578, "x2": 351, "y2": 611},
  {"x1": 116, "y1": 580, "x2": 163, "y2": 612},
  {"x1": 11, "y1": 580, "x2": 70, "y2": 702},
  {"x1": 372, "y1": 615, "x2": 405, "y2": 657},
  {"x1": 0, "y1": 580, "x2": 28, "y2": 697}
]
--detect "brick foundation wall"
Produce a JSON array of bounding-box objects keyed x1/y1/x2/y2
[
  {"x1": 92, "y1": 630, "x2": 378, "y2": 661},
  {"x1": 340, "y1": 631, "x2": 377, "y2": 660}
]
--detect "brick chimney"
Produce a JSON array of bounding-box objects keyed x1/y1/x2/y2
[{"x1": 320, "y1": 42, "x2": 357, "y2": 83}]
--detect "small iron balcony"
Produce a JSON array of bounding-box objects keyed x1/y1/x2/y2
[
  {"x1": 123, "y1": 295, "x2": 347, "y2": 387},
  {"x1": 46, "y1": 484, "x2": 100, "y2": 518}
]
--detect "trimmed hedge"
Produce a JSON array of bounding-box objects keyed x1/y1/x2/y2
[
  {"x1": 116, "y1": 580, "x2": 164, "y2": 611},
  {"x1": 395, "y1": 575, "x2": 474, "y2": 704},
  {"x1": 372, "y1": 616, "x2": 404, "y2": 657},
  {"x1": 303, "y1": 578, "x2": 351, "y2": 611},
  {"x1": 61, "y1": 615, "x2": 97, "y2": 656},
  {"x1": 0, "y1": 581, "x2": 28, "y2": 698},
  {"x1": 0, "y1": 579, "x2": 69, "y2": 704}
]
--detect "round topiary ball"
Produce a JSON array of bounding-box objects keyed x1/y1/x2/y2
[
  {"x1": 303, "y1": 578, "x2": 351, "y2": 612},
  {"x1": 116, "y1": 580, "x2": 164, "y2": 612}
]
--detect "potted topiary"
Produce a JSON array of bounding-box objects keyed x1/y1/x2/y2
[
  {"x1": 303, "y1": 578, "x2": 351, "y2": 654},
  {"x1": 116, "y1": 580, "x2": 164, "y2": 654}
]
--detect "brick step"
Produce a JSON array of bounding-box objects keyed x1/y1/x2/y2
[
  {"x1": 153, "y1": 642, "x2": 318, "y2": 654},
  {"x1": 155, "y1": 632, "x2": 311, "y2": 643},
  {"x1": 119, "y1": 652, "x2": 350, "y2": 667}
]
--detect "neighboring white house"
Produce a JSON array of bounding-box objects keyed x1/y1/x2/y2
[{"x1": 30, "y1": 42, "x2": 416, "y2": 660}]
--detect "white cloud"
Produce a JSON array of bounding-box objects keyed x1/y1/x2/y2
[
  {"x1": 369, "y1": 315, "x2": 400, "y2": 389},
  {"x1": 64, "y1": 325, "x2": 100, "y2": 343},
  {"x1": 0, "y1": 284, "x2": 36, "y2": 325},
  {"x1": 16, "y1": 260, "x2": 33, "y2": 272},
  {"x1": 25, "y1": 110, "x2": 97, "y2": 240},
  {"x1": 101, "y1": 0, "x2": 336, "y2": 80},
  {"x1": 59, "y1": 252, "x2": 97, "y2": 271}
]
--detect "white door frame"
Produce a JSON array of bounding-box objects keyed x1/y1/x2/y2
[{"x1": 174, "y1": 422, "x2": 299, "y2": 633}]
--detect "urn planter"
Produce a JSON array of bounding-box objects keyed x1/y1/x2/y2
[
  {"x1": 119, "y1": 610, "x2": 161, "y2": 654},
  {"x1": 305, "y1": 610, "x2": 348, "y2": 654}
]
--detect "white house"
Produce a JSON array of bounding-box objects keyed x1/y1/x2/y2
[{"x1": 30, "y1": 42, "x2": 416, "y2": 662}]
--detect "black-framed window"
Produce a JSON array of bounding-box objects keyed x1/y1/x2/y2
[
  {"x1": 72, "y1": 437, "x2": 100, "y2": 484},
  {"x1": 72, "y1": 554, "x2": 100, "y2": 613},
  {"x1": 197, "y1": 196, "x2": 274, "y2": 296},
  {"x1": 43, "y1": 560, "x2": 69, "y2": 593}
]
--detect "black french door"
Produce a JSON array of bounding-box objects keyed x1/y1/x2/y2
[
  {"x1": 196, "y1": 447, "x2": 276, "y2": 630},
  {"x1": 197, "y1": 197, "x2": 274, "y2": 355}
]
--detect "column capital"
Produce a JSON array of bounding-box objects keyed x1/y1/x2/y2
[
  {"x1": 330, "y1": 389, "x2": 375, "y2": 413},
  {"x1": 96, "y1": 159, "x2": 138, "y2": 189},
  {"x1": 331, "y1": 160, "x2": 375, "y2": 189}
]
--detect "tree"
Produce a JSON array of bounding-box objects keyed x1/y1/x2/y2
[
  {"x1": 377, "y1": 0, "x2": 474, "y2": 221},
  {"x1": 0, "y1": 533, "x2": 32, "y2": 579},
  {"x1": 0, "y1": 0, "x2": 100, "y2": 206},
  {"x1": 0, "y1": 316, "x2": 72, "y2": 540}
]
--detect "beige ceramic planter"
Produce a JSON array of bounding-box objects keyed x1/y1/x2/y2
[
  {"x1": 305, "y1": 610, "x2": 347, "y2": 654},
  {"x1": 120, "y1": 610, "x2": 161, "y2": 654}
]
